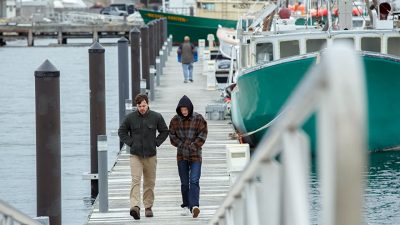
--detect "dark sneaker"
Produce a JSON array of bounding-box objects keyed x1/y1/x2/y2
[
  {"x1": 130, "y1": 206, "x2": 140, "y2": 220},
  {"x1": 189, "y1": 79, "x2": 193, "y2": 82},
  {"x1": 192, "y1": 206, "x2": 200, "y2": 218},
  {"x1": 145, "y1": 207, "x2": 153, "y2": 217}
]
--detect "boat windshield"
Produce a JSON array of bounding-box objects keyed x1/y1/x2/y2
[{"x1": 256, "y1": 42, "x2": 273, "y2": 64}]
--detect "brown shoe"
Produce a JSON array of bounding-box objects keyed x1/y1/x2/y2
[
  {"x1": 130, "y1": 206, "x2": 140, "y2": 220},
  {"x1": 145, "y1": 207, "x2": 153, "y2": 217}
]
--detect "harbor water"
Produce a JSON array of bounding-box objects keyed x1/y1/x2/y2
[{"x1": 0, "y1": 40, "x2": 399, "y2": 225}]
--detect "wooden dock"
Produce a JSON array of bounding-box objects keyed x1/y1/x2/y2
[{"x1": 86, "y1": 48, "x2": 237, "y2": 224}]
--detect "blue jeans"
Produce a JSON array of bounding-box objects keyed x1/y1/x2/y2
[
  {"x1": 178, "y1": 160, "x2": 201, "y2": 210},
  {"x1": 182, "y1": 63, "x2": 193, "y2": 81}
]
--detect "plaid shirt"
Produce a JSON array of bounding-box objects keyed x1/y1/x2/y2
[{"x1": 169, "y1": 112, "x2": 208, "y2": 162}]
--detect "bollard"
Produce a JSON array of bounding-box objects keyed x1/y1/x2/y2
[
  {"x1": 141, "y1": 25, "x2": 150, "y2": 90},
  {"x1": 149, "y1": 65, "x2": 155, "y2": 101},
  {"x1": 162, "y1": 44, "x2": 168, "y2": 64},
  {"x1": 28, "y1": 29, "x2": 34, "y2": 46},
  {"x1": 98, "y1": 135, "x2": 108, "y2": 213},
  {"x1": 160, "y1": 48, "x2": 165, "y2": 69},
  {"x1": 156, "y1": 57, "x2": 161, "y2": 86},
  {"x1": 117, "y1": 37, "x2": 129, "y2": 126},
  {"x1": 35, "y1": 60, "x2": 61, "y2": 225},
  {"x1": 88, "y1": 41, "x2": 106, "y2": 198},
  {"x1": 125, "y1": 99, "x2": 133, "y2": 115},
  {"x1": 140, "y1": 79, "x2": 147, "y2": 94},
  {"x1": 34, "y1": 216, "x2": 50, "y2": 225},
  {"x1": 130, "y1": 28, "x2": 141, "y2": 103},
  {"x1": 168, "y1": 34, "x2": 173, "y2": 52}
]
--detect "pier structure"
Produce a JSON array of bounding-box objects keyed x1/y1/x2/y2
[
  {"x1": 0, "y1": 23, "x2": 140, "y2": 46},
  {"x1": 86, "y1": 44, "x2": 237, "y2": 224}
]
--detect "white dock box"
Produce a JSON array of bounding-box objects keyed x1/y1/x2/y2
[{"x1": 226, "y1": 144, "x2": 250, "y2": 185}]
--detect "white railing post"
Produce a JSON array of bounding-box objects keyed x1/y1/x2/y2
[
  {"x1": 318, "y1": 43, "x2": 367, "y2": 225},
  {"x1": 281, "y1": 130, "x2": 310, "y2": 225},
  {"x1": 245, "y1": 182, "x2": 260, "y2": 225}
]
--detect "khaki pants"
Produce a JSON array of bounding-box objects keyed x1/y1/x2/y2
[{"x1": 130, "y1": 155, "x2": 157, "y2": 209}]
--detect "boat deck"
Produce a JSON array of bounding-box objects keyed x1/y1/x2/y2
[{"x1": 86, "y1": 48, "x2": 237, "y2": 224}]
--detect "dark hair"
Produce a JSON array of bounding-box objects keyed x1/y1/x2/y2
[{"x1": 135, "y1": 94, "x2": 148, "y2": 105}]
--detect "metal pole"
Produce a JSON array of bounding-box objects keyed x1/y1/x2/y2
[
  {"x1": 88, "y1": 41, "x2": 106, "y2": 198},
  {"x1": 149, "y1": 65, "x2": 155, "y2": 101},
  {"x1": 35, "y1": 60, "x2": 61, "y2": 225},
  {"x1": 141, "y1": 25, "x2": 150, "y2": 90},
  {"x1": 117, "y1": 37, "x2": 129, "y2": 126},
  {"x1": 98, "y1": 135, "x2": 108, "y2": 213},
  {"x1": 130, "y1": 28, "x2": 141, "y2": 103},
  {"x1": 156, "y1": 56, "x2": 161, "y2": 86}
]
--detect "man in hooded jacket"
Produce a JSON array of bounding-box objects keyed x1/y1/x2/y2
[{"x1": 169, "y1": 95, "x2": 208, "y2": 218}]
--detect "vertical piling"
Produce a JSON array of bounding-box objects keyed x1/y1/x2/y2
[
  {"x1": 140, "y1": 25, "x2": 150, "y2": 90},
  {"x1": 163, "y1": 18, "x2": 168, "y2": 44},
  {"x1": 148, "y1": 22, "x2": 155, "y2": 67},
  {"x1": 130, "y1": 28, "x2": 141, "y2": 101},
  {"x1": 155, "y1": 20, "x2": 160, "y2": 56},
  {"x1": 117, "y1": 37, "x2": 129, "y2": 125},
  {"x1": 88, "y1": 41, "x2": 106, "y2": 198},
  {"x1": 35, "y1": 60, "x2": 61, "y2": 225}
]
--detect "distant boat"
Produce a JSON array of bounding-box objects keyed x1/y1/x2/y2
[{"x1": 138, "y1": 9, "x2": 237, "y2": 44}]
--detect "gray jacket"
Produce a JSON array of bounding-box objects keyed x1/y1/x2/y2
[{"x1": 118, "y1": 109, "x2": 169, "y2": 157}]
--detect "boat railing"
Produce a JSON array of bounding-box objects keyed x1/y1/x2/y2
[
  {"x1": 208, "y1": 43, "x2": 367, "y2": 225},
  {"x1": 0, "y1": 199, "x2": 43, "y2": 225}
]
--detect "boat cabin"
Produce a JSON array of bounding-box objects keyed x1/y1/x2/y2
[{"x1": 241, "y1": 30, "x2": 400, "y2": 67}]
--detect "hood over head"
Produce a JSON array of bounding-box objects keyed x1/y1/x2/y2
[{"x1": 176, "y1": 95, "x2": 193, "y2": 118}]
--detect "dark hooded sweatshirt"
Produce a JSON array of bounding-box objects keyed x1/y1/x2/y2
[{"x1": 169, "y1": 95, "x2": 208, "y2": 162}]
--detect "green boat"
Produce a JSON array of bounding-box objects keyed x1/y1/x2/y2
[
  {"x1": 138, "y1": 9, "x2": 237, "y2": 44},
  {"x1": 230, "y1": 28, "x2": 400, "y2": 152}
]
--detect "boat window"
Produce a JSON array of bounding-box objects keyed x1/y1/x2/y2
[
  {"x1": 388, "y1": 37, "x2": 400, "y2": 57},
  {"x1": 361, "y1": 37, "x2": 381, "y2": 52},
  {"x1": 333, "y1": 38, "x2": 354, "y2": 46},
  {"x1": 202, "y1": 3, "x2": 215, "y2": 10},
  {"x1": 280, "y1": 40, "x2": 300, "y2": 58},
  {"x1": 306, "y1": 39, "x2": 327, "y2": 53},
  {"x1": 256, "y1": 42, "x2": 273, "y2": 64}
]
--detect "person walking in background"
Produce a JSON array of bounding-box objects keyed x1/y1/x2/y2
[
  {"x1": 118, "y1": 94, "x2": 169, "y2": 220},
  {"x1": 177, "y1": 36, "x2": 197, "y2": 83},
  {"x1": 169, "y1": 95, "x2": 208, "y2": 218}
]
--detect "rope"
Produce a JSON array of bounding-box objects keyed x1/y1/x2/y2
[{"x1": 238, "y1": 111, "x2": 283, "y2": 139}]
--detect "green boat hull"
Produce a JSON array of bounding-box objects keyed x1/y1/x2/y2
[
  {"x1": 231, "y1": 53, "x2": 400, "y2": 152},
  {"x1": 138, "y1": 9, "x2": 237, "y2": 44}
]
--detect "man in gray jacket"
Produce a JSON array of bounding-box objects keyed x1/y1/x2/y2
[
  {"x1": 177, "y1": 36, "x2": 196, "y2": 83},
  {"x1": 118, "y1": 94, "x2": 169, "y2": 220}
]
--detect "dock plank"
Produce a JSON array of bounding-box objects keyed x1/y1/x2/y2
[{"x1": 86, "y1": 47, "x2": 236, "y2": 224}]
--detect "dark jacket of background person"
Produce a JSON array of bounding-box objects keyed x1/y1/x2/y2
[
  {"x1": 178, "y1": 42, "x2": 195, "y2": 64},
  {"x1": 169, "y1": 95, "x2": 208, "y2": 161},
  {"x1": 119, "y1": 109, "x2": 169, "y2": 157}
]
